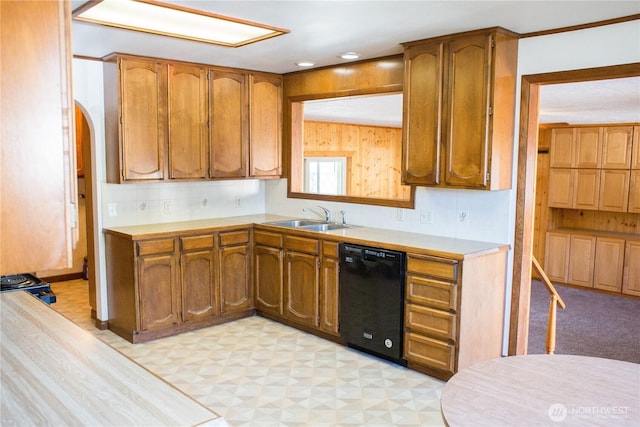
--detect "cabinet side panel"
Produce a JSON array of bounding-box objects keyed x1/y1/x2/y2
[
  {"x1": 488, "y1": 30, "x2": 518, "y2": 190},
  {"x1": 105, "y1": 233, "x2": 137, "y2": 333},
  {"x1": 1, "y1": 1, "x2": 73, "y2": 273},
  {"x1": 457, "y1": 252, "x2": 507, "y2": 370}
]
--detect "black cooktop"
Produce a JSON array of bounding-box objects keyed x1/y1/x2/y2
[{"x1": 1, "y1": 273, "x2": 46, "y2": 291}]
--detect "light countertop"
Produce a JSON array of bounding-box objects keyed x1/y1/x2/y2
[
  {"x1": 0, "y1": 291, "x2": 226, "y2": 426},
  {"x1": 104, "y1": 214, "x2": 509, "y2": 259}
]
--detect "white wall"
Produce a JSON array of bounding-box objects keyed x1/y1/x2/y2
[{"x1": 75, "y1": 19, "x2": 640, "y2": 326}]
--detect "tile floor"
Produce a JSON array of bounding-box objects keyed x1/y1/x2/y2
[{"x1": 50, "y1": 279, "x2": 445, "y2": 426}]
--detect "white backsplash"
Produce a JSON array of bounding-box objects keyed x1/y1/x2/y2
[
  {"x1": 265, "y1": 179, "x2": 511, "y2": 244},
  {"x1": 102, "y1": 179, "x2": 266, "y2": 228}
]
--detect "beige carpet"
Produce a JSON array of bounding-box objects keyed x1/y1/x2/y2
[{"x1": 528, "y1": 280, "x2": 640, "y2": 363}]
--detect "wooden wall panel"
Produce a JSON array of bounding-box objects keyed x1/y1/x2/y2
[{"x1": 303, "y1": 121, "x2": 411, "y2": 200}]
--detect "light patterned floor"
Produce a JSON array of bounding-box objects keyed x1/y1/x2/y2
[{"x1": 50, "y1": 279, "x2": 445, "y2": 426}]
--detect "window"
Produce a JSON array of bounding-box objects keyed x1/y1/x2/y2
[{"x1": 304, "y1": 157, "x2": 346, "y2": 195}]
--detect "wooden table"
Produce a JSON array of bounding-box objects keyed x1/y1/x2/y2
[
  {"x1": 1, "y1": 291, "x2": 226, "y2": 426},
  {"x1": 441, "y1": 354, "x2": 640, "y2": 426}
]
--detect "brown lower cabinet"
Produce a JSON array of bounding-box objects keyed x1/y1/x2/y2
[
  {"x1": 545, "y1": 230, "x2": 640, "y2": 296},
  {"x1": 105, "y1": 223, "x2": 508, "y2": 381},
  {"x1": 403, "y1": 252, "x2": 507, "y2": 380},
  {"x1": 105, "y1": 228, "x2": 253, "y2": 343},
  {"x1": 253, "y1": 229, "x2": 340, "y2": 337}
]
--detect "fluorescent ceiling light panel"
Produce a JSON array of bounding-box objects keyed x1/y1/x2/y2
[{"x1": 73, "y1": 0, "x2": 289, "y2": 47}]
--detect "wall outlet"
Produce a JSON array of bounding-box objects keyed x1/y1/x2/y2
[
  {"x1": 107, "y1": 202, "x2": 117, "y2": 217},
  {"x1": 163, "y1": 200, "x2": 172, "y2": 214},
  {"x1": 235, "y1": 196, "x2": 242, "y2": 208},
  {"x1": 420, "y1": 209, "x2": 433, "y2": 224},
  {"x1": 458, "y1": 210, "x2": 468, "y2": 224},
  {"x1": 396, "y1": 208, "x2": 404, "y2": 221},
  {"x1": 138, "y1": 201, "x2": 147, "y2": 212}
]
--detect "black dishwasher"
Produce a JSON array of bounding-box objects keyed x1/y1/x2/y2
[{"x1": 339, "y1": 243, "x2": 406, "y2": 365}]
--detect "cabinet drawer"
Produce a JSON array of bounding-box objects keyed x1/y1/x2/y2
[
  {"x1": 180, "y1": 235, "x2": 214, "y2": 251},
  {"x1": 255, "y1": 230, "x2": 283, "y2": 248},
  {"x1": 405, "y1": 303, "x2": 457, "y2": 341},
  {"x1": 406, "y1": 274, "x2": 458, "y2": 311},
  {"x1": 322, "y1": 241, "x2": 339, "y2": 258},
  {"x1": 137, "y1": 238, "x2": 175, "y2": 256},
  {"x1": 404, "y1": 332, "x2": 455, "y2": 373},
  {"x1": 407, "y1": 255, "x2": 458, "y2": 281},
  {"x1": 285, "y1": 235, "x2": 319, "y2": 255},
  {"x1": 219, "y1": 229, "x2": 250, "y2": 247}
]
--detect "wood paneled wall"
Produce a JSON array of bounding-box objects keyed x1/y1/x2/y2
[{"x1": 304, "y1": 121, "x2": 411, "y2": 200}]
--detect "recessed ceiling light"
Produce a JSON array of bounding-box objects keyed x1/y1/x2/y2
[
  {"x1": 296, "y1": 61, "x2": 315, "y2": 67},
  {"x1": 339, "y1": 52, "x2": 360, "y2": 60},
  {"x1": 73, "y1": 0, "x2": 289, "y2": 48}
]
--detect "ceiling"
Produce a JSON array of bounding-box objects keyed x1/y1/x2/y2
[{"x1": 70, "y1": 1, "x2": 640, "y2": 125}]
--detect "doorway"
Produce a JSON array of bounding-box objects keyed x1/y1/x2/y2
[{"x1": 509, "y1": 63, "x2": 640, "y2": 355}]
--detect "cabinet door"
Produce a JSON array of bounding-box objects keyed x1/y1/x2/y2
[
  {"x1": 567, "y1": 234, "x2": 596, "y2": 287},
  {"x1": 593, "y1": 237, "x2": 625, "y2": 292},
  {"x1": 250, "y1": 73, "x2": 282, "y2": 178},
  {"x1": 573, "y1": 169, "x2": 600, "y2": 210},
  {"x1": 599, "y1": 170, "x2": 630, "y2": 212},
  {"x1": 443, "y1": 34, "x2": 492, "y2": 188},
  {"x1": 574, "y1": 127, "x2": 601, "y2": 168},
  {"x1": 284, "y1": 251, "x2": 320, "y2": 327},
  {"x1": 550, "y1": 128, "x2": 575, "y2": 168},
  {"x1": 181, "y1": 249, "x2": 218, "y2": 322},
  {"x1": 320, "y1": 253, "x2": 340, "y2": 336},
  {"x1": 1, "y1": 0, "x2": 75, "y2": 273},
  {"x1": 254, "y1": 245, "x2": 283, "y2": 314},
  {"x1": 632, "y1": 126, "x2": 640, "y2": 170},
  {"x1": 547, "y1": 169, "x2": 574, "y2": 208},
  {"x1": 138, "y1": 253, "x2": 180, "y2": 331},
  {"x1": 622, "y1": 240, "x2": 640, "y2": 296},
  {"x1": 168, "y1": 63, "x2": 208, "y2": 179},
  {"x1": 601, "y1": 126, "x2": 633, "y2": 169},
  {"x1": 219, "y1": 244, "x2": 252, "y2": 313},
  {"x1": 210, "y1": 70, "x2": 247, "y2": 177},
  {"x1": 402, "y1": 42, "x2": 443, "y2": 185},
  {"x1": 120, "y1": 57, "x2": 167, "y2": 180},
  {"x1": 544, "y1": 232, "x2": 570, "y2": 283},
  {"x1": 628, "y1": 170, "x2": 640, "y2": 213}
]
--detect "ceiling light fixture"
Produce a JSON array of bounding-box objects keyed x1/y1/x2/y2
[
  {"x1": 339, "y1": 52, "x2": 360, "y2": 60},
  {"x1": 73, "y1": 0, "x2": 289, "y2": 48},
  {"x1": 296, "y1": 61, "x2": 315, "y2": 67}
]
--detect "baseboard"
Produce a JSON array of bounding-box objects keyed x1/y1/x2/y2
[{"x1": 41, "y1": 272, "x2": 84, "y2": 282}]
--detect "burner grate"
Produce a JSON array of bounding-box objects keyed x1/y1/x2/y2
[{"x1": 1, "y1": 274, "x2": 42, "y2": 290}]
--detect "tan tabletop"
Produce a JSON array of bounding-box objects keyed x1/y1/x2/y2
[
  {"x1": 441, "y1": 354, "x2": 640, "y2": 427},
  {"x1": 1, "y1": 291, "x2": 226, "y2": 426}
]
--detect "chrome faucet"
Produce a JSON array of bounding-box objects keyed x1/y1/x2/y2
[{"x1": 303, "y1": 206, "x2": 331, "y2": 222}]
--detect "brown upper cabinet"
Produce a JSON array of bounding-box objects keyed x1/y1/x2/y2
[
  {"x1": 401, "y1": 27, "x2": 519, "y2": 190},
  {"x1": 169, "y1": 63, "x2": 209, "y2": 179},
  {"x1": 104, "y1": 56, "x2": 167, "y2": 182},
  {"x1": 210, "y1": 69, "x2": 248, "y2": 178},
  {"x1": 104, "y1": 54, "x2": 282, "y2": 183},
  {"x1": 250, "y1": 73, "x2": 283, "y2": 178},
  {"x1": 548, "y1": 124, "x2": 639, "y2": 213}
]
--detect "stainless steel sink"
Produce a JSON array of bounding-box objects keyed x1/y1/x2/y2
[
  {"x1": 299, "y1": 223, "x2": 350, "y2": 231},
  {"x1": 263, "y1": 218, "x2": 351, "y2": 231},
  {"x1": 264, "y1": 219, "x2": 326, "y2": 228}
]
